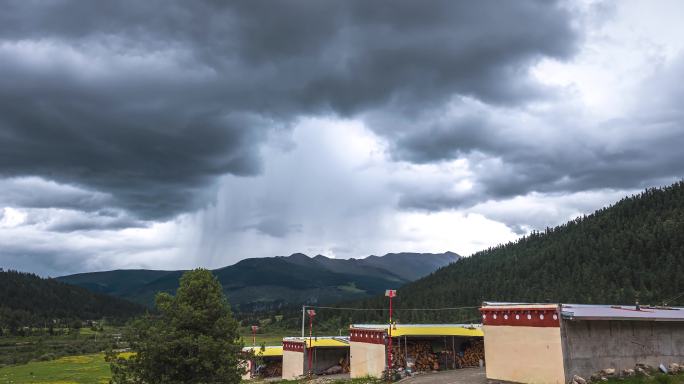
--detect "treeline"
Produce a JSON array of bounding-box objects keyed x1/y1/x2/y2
[
  {"x1": 313, "y1": 181, "x2": 684, "y2": 326},
  {"x1": 0, "y1": 269, "x2": 144, "y2": 335}
]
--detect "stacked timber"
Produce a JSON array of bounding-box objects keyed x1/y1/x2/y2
[
  {"x1": 391, "y1": 342, "x2": 439, "y2": 371},
  {"x1": 321, "y1": 356, "x2": 350, "y2": 375},
  {"x1": 440, "y1": 350, "x2": 458, "y2": 370},
  {"x1": 456, "y1": 339, "x2": 485, "y2": 367}
]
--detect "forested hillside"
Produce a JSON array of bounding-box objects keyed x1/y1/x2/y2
[
  {"x1": 333, "y1": 182, "x2": 684, "y2": 325},
  {"x1": 0, "y1": 270, "x2": 144, "y2": 334},
  {"x1": 58, "y1": 252, "x2": 458, "y2": 310}
]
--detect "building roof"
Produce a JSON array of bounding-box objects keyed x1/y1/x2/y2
[
  {"x1": 351, "y1": 323, "x2": 483, "y2": 337},
  {"x1": 481, "y1": 302, "x2": 558, "y2": 310},
  {"x1": 481, "y1": 302, "x2": 684, "y2": 322},
  {"x1": 560, "y1": 304, "x2": 684, "y2": 321},
  {"x1": 282, "y1": 336, "x2": 349, "y2": 348},
  {"x1": 242, "y1": 346, "x2": 283, "y2": 357}
]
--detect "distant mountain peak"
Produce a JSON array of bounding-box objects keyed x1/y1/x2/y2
[
  {"x1": 58, "y1": 250, "x2": 459, "y2": 309},
  {"x1": 287, "y1": 252, "x2": 309, "y2": 259}
]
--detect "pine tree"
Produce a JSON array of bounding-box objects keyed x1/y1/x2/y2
[{"x1": 109, "y1": 269, "x2": 243, "y2": 384}]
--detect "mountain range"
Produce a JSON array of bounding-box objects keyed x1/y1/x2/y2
[
  {"x1": 57, "y1": 252, "x2": 459, "y2": 310},
  {"x1": 7, "y1": 181, "x2": 684, "y2": 328}
]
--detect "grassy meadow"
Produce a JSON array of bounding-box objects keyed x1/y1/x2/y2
[
  {"x1": 0, "y1": 354, "x2": 110, "y2": 384},
  {"x1": 0, "y1": 327, "x2": 123, "y2": 368},
  {"x1": 0, "y1": 326, "x2": 297, "y2": 383}
]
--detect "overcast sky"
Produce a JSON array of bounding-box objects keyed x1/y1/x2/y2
[{"x1": 1, "y1": 0, "x2": 683, "y2": 276}]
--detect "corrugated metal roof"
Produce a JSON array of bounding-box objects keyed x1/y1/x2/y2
[
  {"x1": 560, "y1": 304, "x2": 684, "y2": 321},
  {"x1": 481, "y1": 302, "x2": 684, "y2": 321},
  {"x1": 242, "y1": 346, "x2": 283, "y2": 357},
  {"x1": 282, "y1": 336, "x2": 350, "y2": 348},
  {"x1": 351, "y1": 323, "x2": 483, "y2": 337}
]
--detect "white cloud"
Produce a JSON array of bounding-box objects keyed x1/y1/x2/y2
[
  {"x1": 467, "y1": 189, "x2": 638, "y2": 234},
  {"x1": 0, "y1": 207, "x2": 27, "y2": 228},
  {"x1": 532, "y1": 0, "x2": 684, "y2": 118},
  {"x1": 182, "y1": 118, "x2": 521, "y2": 267}
]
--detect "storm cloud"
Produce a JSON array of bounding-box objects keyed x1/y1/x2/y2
[
  {"x1": 1, "y1": 1, "x2": 684, "y2": 275},
  {"x1": 0, "y1": 0, "x2": 580, "y2": 220}
]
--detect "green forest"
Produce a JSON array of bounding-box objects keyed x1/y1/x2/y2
[
  {"x1": 314, "y1": 181, "x2": 684, "y2": 326},
  {"x1": 0, "y1": 270, "x2": 144, "y2": 336}
]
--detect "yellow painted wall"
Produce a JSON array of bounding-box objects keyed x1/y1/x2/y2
[
  {"x1": 282, "y1": 350, "x2": 304, "y2": 379},
  {"x1": 350, "y1": 341, "x2": 386, "y2": 378},
  {"x1": 484, "y1": 325, "x2": 565, "y2": 384}
]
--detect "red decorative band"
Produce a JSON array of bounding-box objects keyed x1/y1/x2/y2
[
  {"x1": 480, "y1": 308, "x2": 560, "y2": 327},
  {"x1": 283, "y1": 341, "x2": 305, "y2": 352},
  {"x1": 350, "y1": 328, "x2": 386, "y2": 344}
]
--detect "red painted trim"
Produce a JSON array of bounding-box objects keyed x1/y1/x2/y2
[
  {"x1": 283, "y1": 341, "x2": 305, "y2": 352},
  {"x1": 480, "y1": 308, "x2": 560, "y2": 327},
  {"x1": 350, "y1": 328, "x2": 386, "y2": 344}
]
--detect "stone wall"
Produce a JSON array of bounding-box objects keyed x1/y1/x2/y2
[{"x1": 561, "y1": 320, "x2": 684, "y2": 382}]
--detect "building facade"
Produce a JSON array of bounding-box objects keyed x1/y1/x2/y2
[{"x1": 481, "y1": 302, "x2": 684, "y2": 383}]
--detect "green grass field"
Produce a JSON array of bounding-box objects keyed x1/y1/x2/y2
[
  {"x1": 0, "y1": 351, "x2": 376, "y2": 384},
  {"x1": 0, "y1": 328, "x2": 287, "y2": 383},
  {"x1": 0, "y1": 353, "x2": 110, "y2": 384}
]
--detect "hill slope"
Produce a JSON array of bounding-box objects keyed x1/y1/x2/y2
[
  {"x1": 0, "y1": 269, "x2": 144, "y2": 331},
  {"x1": 347, "y1": 182, "x2": 684, "y2": 324},
  {"x1": 361, "y1": 251, "x2": 461, "y2": 281},
  {"x1": 52, "y1": 269, "x2": 175, "y2": 297},
  {"x1": 58, "y1": 252, "x2": 458, "y2": 310}
]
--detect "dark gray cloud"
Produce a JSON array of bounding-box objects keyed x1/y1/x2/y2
[
  {"x1": 3, "y1": 1, "x2": 684, "y2": 276},
  {"x1": 0, "y1": 178, "x2": 112, "y2": 212},
  {"x1": 0, "y1": 0, "x2": 580, "y2": 222},
  {"x1": 43, "y1": 211, "x2": 148, "y2": 233},
  {"x1": 395, "y1": 110, "x2": 684, "y2": 211},
  {"x1": 387, "y1": 49, "x2": 684, "y2": 212},
  {"x1": 250, "y1": 218, "x2": 303, "y2": 238}
]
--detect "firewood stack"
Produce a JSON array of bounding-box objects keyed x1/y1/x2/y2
[
  {"x1": 391, "y1": 345, "x2": 405, "y2": 368},
  {"x1": 457, "y1": 339, "x2": 485, "y2": 367},
  {"x1": 321, "y1": 356, "x2": 351, "y2": 375},
  {"x1": 391, "y1": 341, "x2": 439, "y2": 372},
  {"x1": 341, "y1": 356, "x2": 351, "y2": 373},
  {"x1": 440, "y1": 349, "x2": 458, "y2": 370}
]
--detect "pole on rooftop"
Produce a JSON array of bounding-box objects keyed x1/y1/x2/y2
[
  {"x1": 307, "y1": 309, "x2": 316, "y2": 376},
  {"x1": 301, "y1": 305, "x2": 306, "y2": 337},
  {"x1": 385, "y1": 289, "x2": 396, "y2": 381},
  {"x1": 251, "y1": 325, "x2": 259, "y2": 347}
]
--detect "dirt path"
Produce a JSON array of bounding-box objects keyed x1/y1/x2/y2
[{"x1": 397, "y1": 368, "x2": 487, "y2": 384}]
